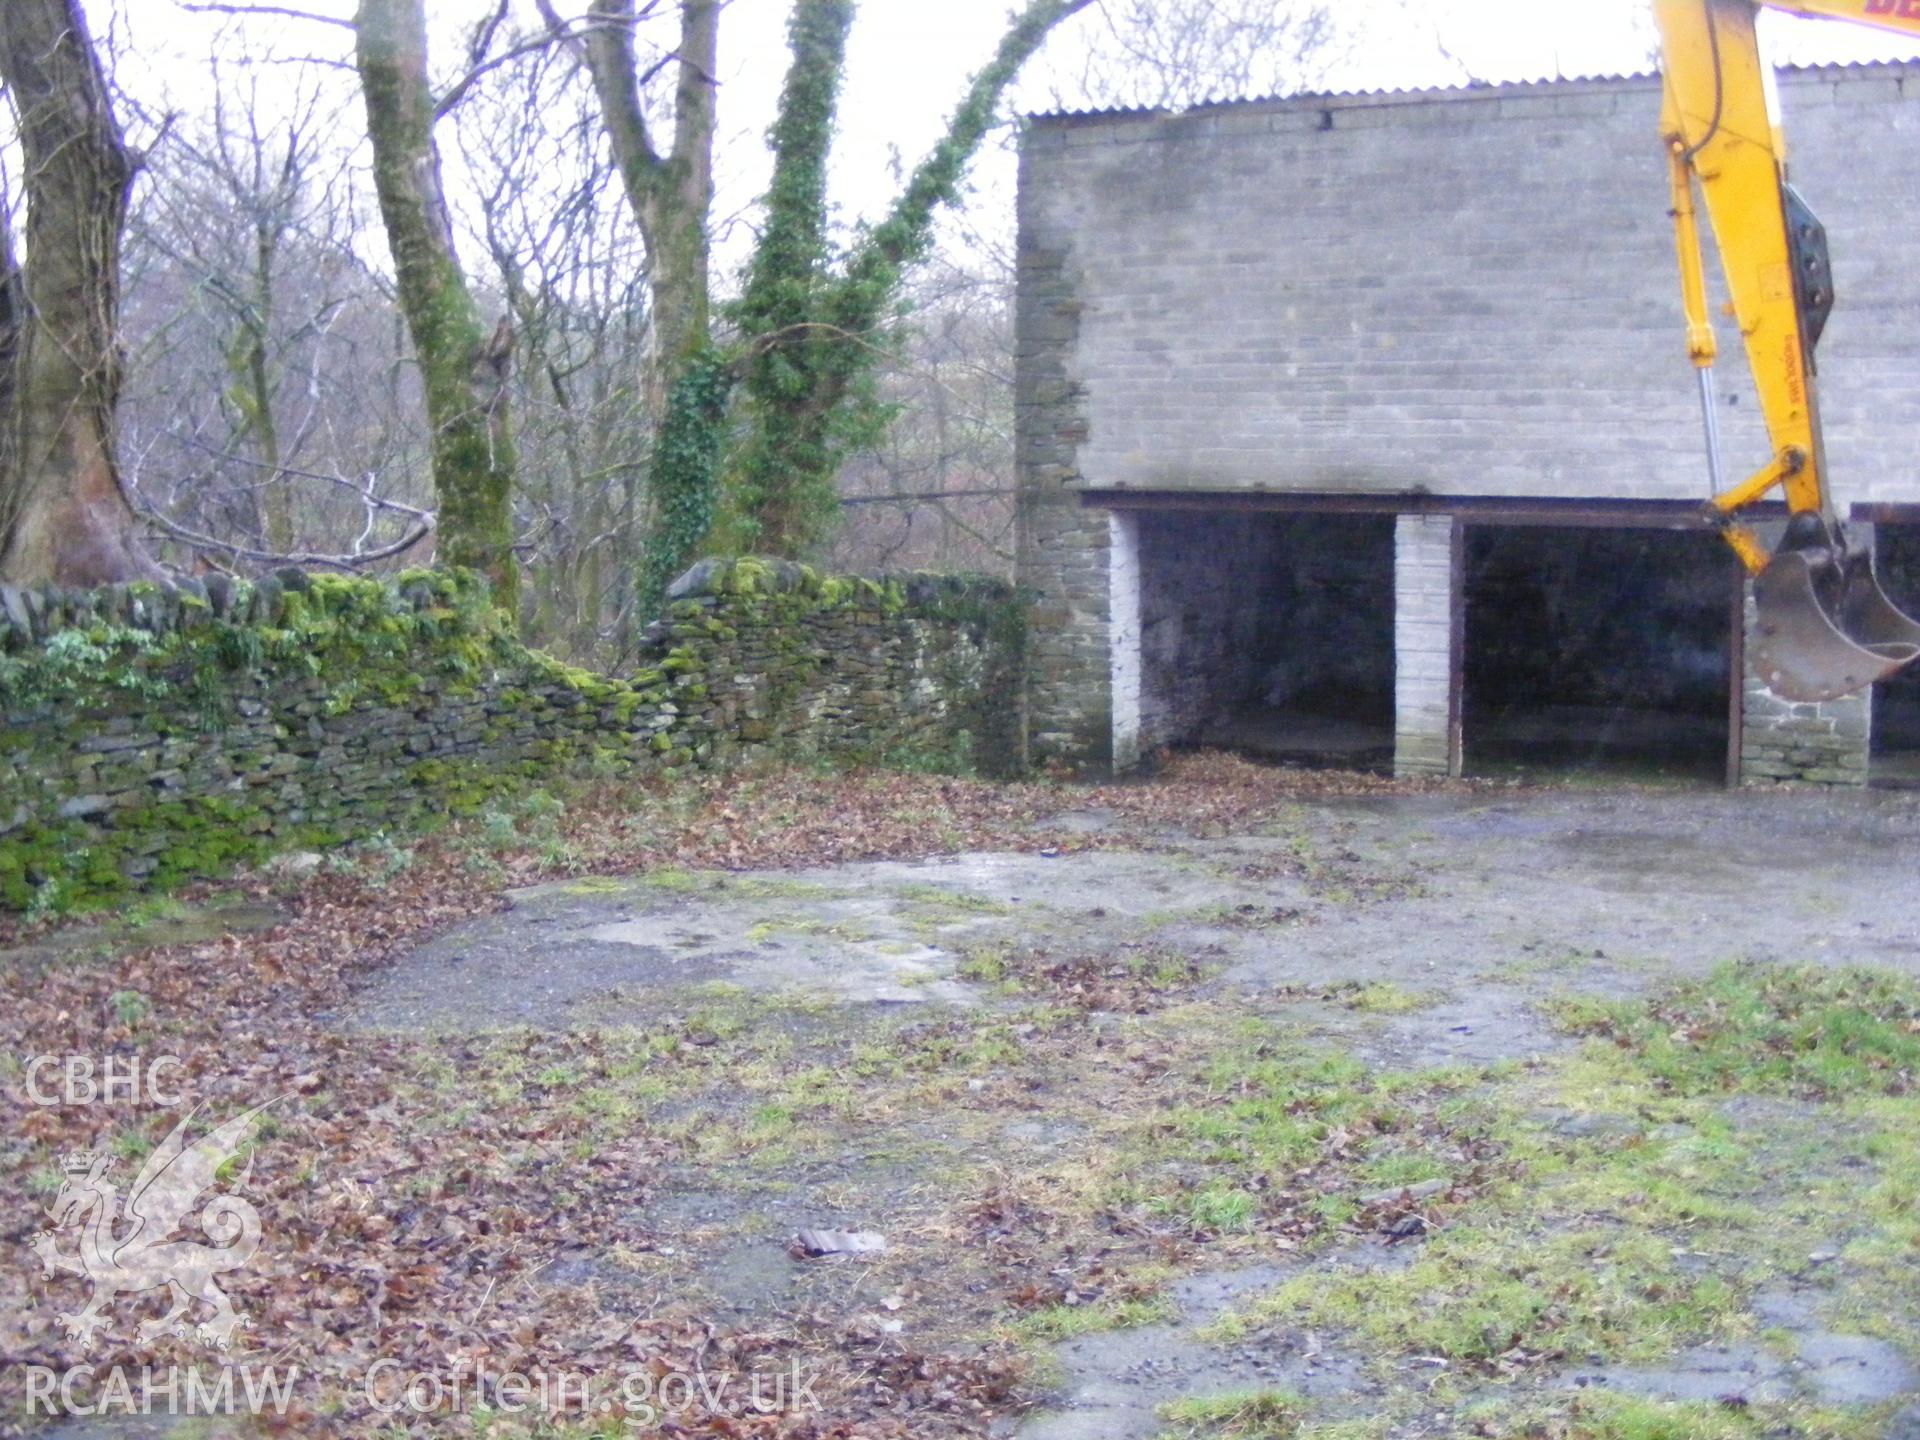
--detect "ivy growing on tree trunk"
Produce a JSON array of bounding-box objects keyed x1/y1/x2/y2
[
  {"x1": 636, "y1": 0, "x2": 1089, "y2": 603},
  {"x1": 725, "y1": 0, "x2": 1094, "y2": 559},
  {"x1": 637, "y1": 348, "x2": 735, "y2": 620},
  {"x1": 724, "y1": 0, "x2": 855, "y2": 558}
]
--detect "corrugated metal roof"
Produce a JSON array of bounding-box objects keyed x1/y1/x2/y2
[{"x1": 1027, "y1": 56, "x2": 1917, "y2": 125}]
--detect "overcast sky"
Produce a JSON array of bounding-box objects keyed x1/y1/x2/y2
[
  {"x1": 847, "y1": 0, "x2": 1918, "y2": 193},
  {"x1": 818, "y1": 0, "x2": 1920, "y2": 249},
  {"x1": 115, "y1": 0, "x2": 1920, "y2": 265}
]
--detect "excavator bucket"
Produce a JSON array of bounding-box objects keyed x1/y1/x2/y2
[{"x1": 1751, "y1": 549, "x2": 1920, "y2": 703}]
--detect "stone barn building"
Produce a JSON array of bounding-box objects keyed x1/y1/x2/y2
[{"x1": 1015, "y1": 61, "x2": 1920, "y2": 786}]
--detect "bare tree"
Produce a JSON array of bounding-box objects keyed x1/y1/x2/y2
[
  {"x1": 118, "y1": 72, "x2": 422, "y2": 570},
  {"x1": 538, "y1": 0, "x2": 717, "y2": 425},
  {"x1": 1042, "y1": 0, "x2": 1342, "y2": 111},
  {"x1": 832, "y1": 259, "x2": 1017, "y2": 576},
  {"x1": 0, "y1": 0, "x2": 163, "y2": 586},
  {"x1": 355, "y1": 0, "x2": 518, "y2": 610},
  {"x1": 0, "y1": 0, "x2": 1376, "y2": 624},
  {"x1": 455, "y1": 37, "x2": 655, "y2": 661}
]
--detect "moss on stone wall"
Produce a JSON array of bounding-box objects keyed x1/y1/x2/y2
[{"x1": 0, "y1": 559, "x2": 1023, "y2": 913}]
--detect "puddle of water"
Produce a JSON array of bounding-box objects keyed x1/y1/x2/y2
[
  {"x1": 1570, "y1": 1345, "x2": 1797, "y2": 1407},
  {"x1": 1019, "y1": 1324, "x2": 1366, "y2": 1440},
  {"x1": 1427, "y1": 809, "x2": 1570, "y2": 840},
  {"x1": 1796, "y1": 1332, "x2": 1918, "y2": 1406},
  {"x1": 1017, "y1": 1246, "x2": 1411, "y2": 1440},
  {"x1": 1575, "y1": 1294, "x2": 1919, "y2": 1410}
]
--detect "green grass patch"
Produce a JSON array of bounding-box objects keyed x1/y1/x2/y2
[
  {"x1": 1459, "y1": 1392, "x2": 1885, "y2": 1440},
  {"x1": 637, "y1": 866, "x2": 703, "y2": 892},
  {"x1": 1354, "y1": 1150, "x2": 1451, "y2": 1190},
  {"x1": 1084, "y1": 1021, "x2": 1492, "y2": 1242},
  {"x1": 1170, "y1": 1040, "x2": 1400, "y2": 1179},
  {"x1": 1012, "y1": 1291, "x2": 1178, "y2": 1342},
  {"x1": 957, "y1": 946, "x2": 1011, "y2": 985},
  {"x1": 122, "y1": 895, "x2": 194, "y2": 928},
  {"x1": 1157, "y1": 1388, "x2": 1306, "y2": 1438},
  {"x1": 1551, "y1": 962, "x2": 1920, "y2": 1099},
  {"x1": 721, "y1": 875, "x2": 846, "y2": 901},
  {"x1": 1235, "y1": 1224, "x2": 1740, "y2": 1365},
  {"x1": 555, "y1": 876, "x2": 631, "y2": 896},
  {"x1": 891, "y1": 882, "x2": 1013, "y2": 916},
  {"x1": 745, "y1": 914, "x2": 874, "y2": 943},
  {"x1": 1187, "y1": 1183, "x2": 1260, "y2": 1234},
  {"x1": 1340, "y1": 982, "x2": 1439, "y2": 1015}
]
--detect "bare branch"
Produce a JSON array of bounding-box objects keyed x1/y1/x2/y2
[
  {"x1": 140, "y1": 501, "x2": 432, "y2": 571},
  {"x1": 465, "y1": 0, "x2": 511, "y2": 68},
  {"x1": 175, "y1": 2, "x2": 357, "y2": 31},
  {"x1": 170, "y1": 436, "x2": 431, "y2": 521},
  {"x1": 435, "y1": 20, "x2": 624, "y2": 120}
]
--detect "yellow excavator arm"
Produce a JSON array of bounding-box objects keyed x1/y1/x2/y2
[{"x1": 1656, "y1": 0, "x2": 1920, "y2": 699}]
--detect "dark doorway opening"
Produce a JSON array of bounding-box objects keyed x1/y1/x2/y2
[
  {"x1": 1462, "y1": 524, "x2": 1734, "y2": 784},
  {"x1": 1871, "y1": 523, "x2": 1920, "y2": 788},
  {"x1": 1134, "y1": 510, "x2": 1395, "y2": 769}
]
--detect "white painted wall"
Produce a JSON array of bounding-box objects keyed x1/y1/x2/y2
[{"x1": 1108, "y1": 510, "x2": 1143, "y2": 771}]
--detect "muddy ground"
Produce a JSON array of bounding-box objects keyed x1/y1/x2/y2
[
  {"x1": 10, "y1": 766, "x2": 1920, "y2": 1439},
  {"x1": 351, "y1": 787, "x2": 1920, "y2": 1438}
]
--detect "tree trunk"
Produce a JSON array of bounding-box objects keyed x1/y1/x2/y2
[
  {"x1": 244, "y1": 219, "x2": 292, "y2": 555},
  {"x1": 574, "y1": 0, "x2": 719, "y2": 425},
  {"x1": 356, "y1": 0, "x2": 519, "y2": 612},
  {"x1": 733, "y1": 0, "x2": 1092, "y2": 558},
  {"x1": 0, "y1": 206, "x2": 25, "y2": 529},
  {"x1": 0, "y1": 0, "x2": 162, "y2": 587},
  {"x1": 728, "y1": 0, "x2": 855, "y2": 557}
]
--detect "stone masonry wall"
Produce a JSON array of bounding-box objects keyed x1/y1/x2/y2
[
  {"x1": 1394, "y1": 516, "x2": 1456, "y2": 778},
  {"x1": 1017, "y1": 63, "x2": 1920, "y2": 506},
  {"x1": 0, "y1": 560, "x2": 1023, "y2": 911},
  {"x1": 1017, "y1": 203, "x2": 1109, "y2": 768},
  {"x1": 1016, "y1": 63, "x2": 1920, "y2": 774},
  {"x1": 1740, "y1": 593, "x2": 1872, "y2": 787}
]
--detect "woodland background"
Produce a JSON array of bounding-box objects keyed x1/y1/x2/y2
[{"x1": 0, "y1": 0, "x2": 1600, "y2": 665}]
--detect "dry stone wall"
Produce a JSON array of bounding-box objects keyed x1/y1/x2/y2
[{"x1": 0, "y1": 560, "x2": 1022, "y2": 911}]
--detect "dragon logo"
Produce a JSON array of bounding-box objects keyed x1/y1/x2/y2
[{"x1": 31, "y1": 1101, "x2": 277, "y2": 1351}]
